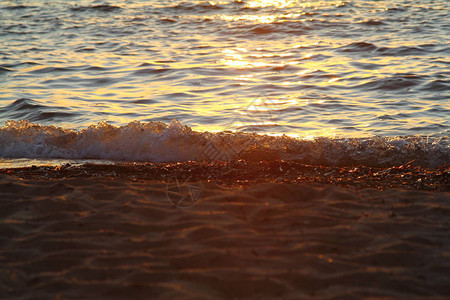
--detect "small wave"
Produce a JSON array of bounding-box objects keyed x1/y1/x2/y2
[
  {"x1": 297, "y1": 69, "x2": 337, "y2": 80},
  {"x1": 360, "y1": 20, "x2": 385, "y2": 26},
  {"x1": 2, "y1": 5, "x2": 34, "y2": 10},
  {"x1": 82, "y1": 66, "x2": 108, "y2": 71},
  {"x1": 0, "y1": 98, "x2": 44, "y2": 111},
  {"x1": 248, "y1": 24, "x2": 276, "y2": 35},
  {"x1": 29, "y1": 66, "x2": 80, "y2": 74},
  {"x1": 419, "y1": 80, "x2": 450, "y2": 92},
  {"x1": 5, "y1": 24, "x2": 27, "y2": 30},
  {"x1": 0, "y1": 66, "x2": 14, "y2": 74},
  {"x1": 376, "y1": 45, "x2": 427, "y2": 56},
  {"x1": 133, "y1": 68, "x2": 173, "y2": 76},
  {"x1": 0, "y1": 120, "x2": 448, "y2": 168},
  {"x1": 168, "y1": 2, "x2": 224, "y2": 13},
  {"x1": 385, "y1": 7, "x2": 406, "y2": 12},
  {"x1": 0, "y1": 99, "x2": 78, "y2": 123},
  {"x1": 70, "y1": 5, "x2": 122, "y2": 12},
  {"x1": 357, "y1": 74, "x2": 425, "y2": 91},
  {"x1": 75, "y1": 47, "x2": 96, "y2": 53},
  {"x1": 350, "y1": 62, "x2": 385, "y2": 70},
  {"x1": 227, "y1": 24, "x2": 280, "y2": 37},
  {"x1": 339, "y1": 42, "x2": 378, "y2": 53},
  {"x1": 1, "y1": 62, "x2": 40, "y2": 68},
  {"x1": 299, "y1": 54, "x2": 330, "y2": 61},
  {"x1": 339, "y1": 42, "x2": 443, "y2": 57},
  {"x1": 158, "y1": 18, "x2": 178, "y2": 24},
  {"x1": 227, "y1": 22, "x2": 309, "y2": 38}
]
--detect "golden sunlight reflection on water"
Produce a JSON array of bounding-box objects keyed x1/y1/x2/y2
[
  {"x1": 8, "y1": 0, "x2": 374, "y2": 140},
  {"x1": 246, "y1": 0, "x2": 299, "y2": 9},
  {"x1": 215, "y1": 33, "x2": 327, "y2": 135},
  {"x1": 2, "y1": 0, "x2": 447, "y2": 138}
]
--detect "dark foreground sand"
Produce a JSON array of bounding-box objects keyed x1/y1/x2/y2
[{"x1": 1, "y1": 171, "x2": 450, "y2": 299}]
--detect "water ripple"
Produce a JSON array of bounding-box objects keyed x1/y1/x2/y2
[
  {"x1": 70, "y1": 5, "x2": 122, "y2": 13},
  {"x1": 0, "y1": 99, "x2": 79, "y2": 122},
  {"x1": 0, "y1": 0, "x2": 448, "y2": 138}
]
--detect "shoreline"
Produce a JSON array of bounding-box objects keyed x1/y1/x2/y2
[{"x1": 1, "y1": 160, "x2": 448, "y2": 192}]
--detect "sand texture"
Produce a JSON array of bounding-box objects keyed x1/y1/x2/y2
[
  {"x1": 2, "y1": 161, "x2": 449, "y2": 192},
  {"x1": 1, "y1": 174, "x2": 450, "y2": 299}
]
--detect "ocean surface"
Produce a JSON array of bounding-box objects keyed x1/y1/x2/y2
[{"x1": 0, "y1": 0, "x2": 449, "y2": 167}]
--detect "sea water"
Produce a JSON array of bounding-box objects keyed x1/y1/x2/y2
[{"x1": 0, "y1": 0, "x2": 449, "y2": 167}]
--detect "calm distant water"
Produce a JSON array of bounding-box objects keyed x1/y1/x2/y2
[{"x1": 0, "y1": 0, "x2": 449, "y2": 166}]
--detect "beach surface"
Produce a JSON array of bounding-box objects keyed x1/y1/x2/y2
[
  {"x1": 2, "y1": 0, "x2": 449, "y2": 297},
  {"x1": 1, "y1": 164, "x2": 449, "y2": 299}
]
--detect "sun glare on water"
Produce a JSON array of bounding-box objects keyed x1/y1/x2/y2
[{"x1": 246, "y1": 0, "x2": 298, "y2": 8}]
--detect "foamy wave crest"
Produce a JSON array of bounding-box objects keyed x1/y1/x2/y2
[
  {"x1": 0, "y1": 120, "x2": 204, "y2": 162},
  {"x1": 0, "y1": 120, "x2": 448, "y2": 167}
]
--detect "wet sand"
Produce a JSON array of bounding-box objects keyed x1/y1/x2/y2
[
  {"x1": 1, "y1": 163, "x2": 450, "y2": 299},
  {"x1": 1, "y1": 160, "x2": 449, "y2": 191}
]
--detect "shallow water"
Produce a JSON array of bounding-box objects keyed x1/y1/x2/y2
[{"x1": 0, "y1": 0, "x2": 449, "y2": 164}]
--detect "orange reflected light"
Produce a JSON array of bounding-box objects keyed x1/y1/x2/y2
[
  {"x1": 220, "y1": 48, "x2": 288, "y2": 69},
  {"x1": 296, "y1": 69, "x2": 318, "y2": 75},
  {"x1": 219, "y1": 13, "x2": 302, "y2": 24},
  {"x1": 293, "y1": 42, "x2": 319, "y2": 49},
  {"x1": 220, "y1": 14, "x2": 277, "y2": 24},
  {"x1": 327, "y1": 77, "x2": 340, "y2": 83},
  {"x1": 281, "y1": 81, "x2": 302, "y2": 85},
  {"x1": 247, "y1": 0, "x2": 297, "y2": 8},
  {"x1": 234, "y1": 75, "x2": 255, "y2": 81},
  {"x1": 250, "y1": 52, "x2": 293, "y2": 58},
  {"x1": 233, "y1": 121, "x2": 278, "y2": 127}
]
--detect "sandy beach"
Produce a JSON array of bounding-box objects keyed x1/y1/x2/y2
[
  {"x1": 2, "y1": 0, "x2": 449, "y2": 298},
  {"x1": 1, "y1": 165, "x2": 449, "y2": 299}
]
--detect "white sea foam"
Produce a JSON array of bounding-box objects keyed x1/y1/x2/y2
[{"x1": 0, "y1": 120, "x2": 448, "y2": 168}]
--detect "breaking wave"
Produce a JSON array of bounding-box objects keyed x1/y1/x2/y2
[{"x1": 0, "y1": 120, "x2": 448, "y2": 168}]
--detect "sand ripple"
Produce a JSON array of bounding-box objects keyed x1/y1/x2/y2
[{"x1": 1, "y1": 175, "x2": 449, "y2": 299}]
